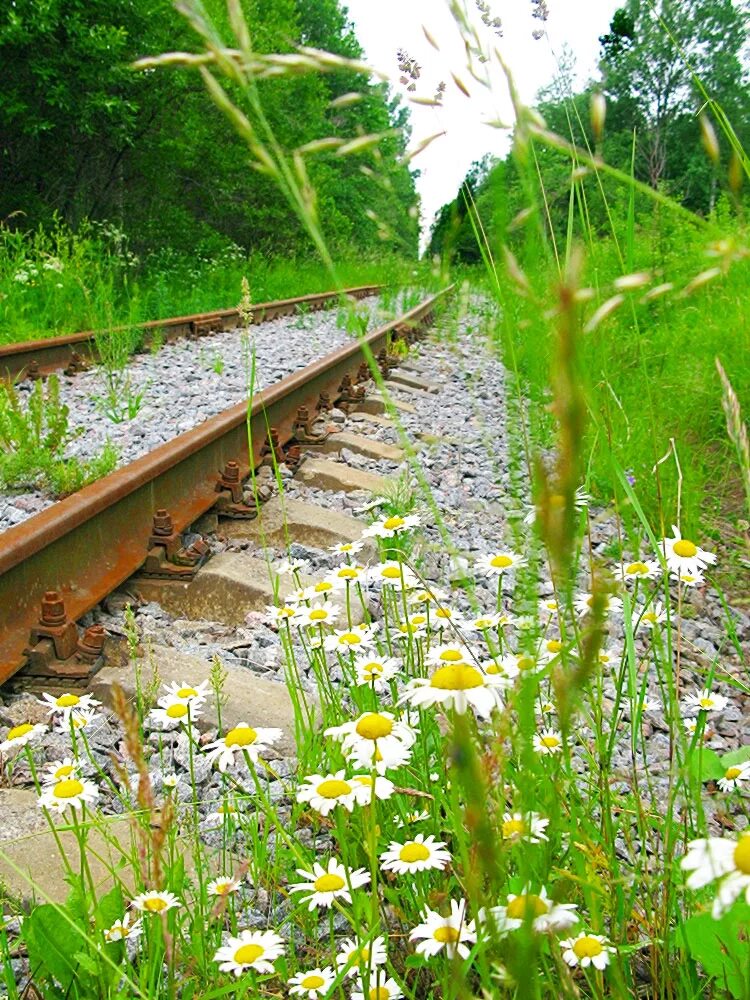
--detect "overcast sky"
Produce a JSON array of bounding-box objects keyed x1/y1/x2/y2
[{"x1": 344, "y1": 0, "x2": 621, "y2": 238}]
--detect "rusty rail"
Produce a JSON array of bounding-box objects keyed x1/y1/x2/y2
[
  {"x1": 0, "y1": 287, "x2": 451, "y2": 684},
  {"x1": 0, "y1": 285, "x2": 381, "y2": 380}
]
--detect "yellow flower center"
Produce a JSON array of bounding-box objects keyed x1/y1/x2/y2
[
  {"x1": 475, "y1": 618, "x2": 493, "y2": 629},
  {"x1": 315, "y1": 582, "x2": 333, "y2": 593},
  {"x1": 214, "y1": 881, "x2": 234, "y2": 895},
  {"x1": 573, "y1": 935, "x2": 604, "y2": 959},
  {"x1": 339, "y1": 632, "x2": 361, "y2": 645},
  {"x1": 517, "y1": 656, "x2": 536, "y2": 671},
  {"x1": 399, "y1": 842, "x2": 431, "y2": 863},
  {"x1": 485, "y1": 663, "x2": 500, "y2": 675},
  {"x1": 309, "y1": 609, "x2": 328, "y2": 621},
  {"x1": 502, "y1": 818, "x2": 526, "y2": 839},
  {"x1": 381, "y1": 566, "x2": 402, "y2": 579},
  {"x1": 301, "y1": 975, "x2": 325, "y2": 989},
  {"x1": 435, "y1": 608, "x2": 452, "y2": 619},
  {"x1": 699, "y1": 698, "x2": 714, "y2": 709},
  {"x1": 491, "y1": 554, "x2": 513, "y2": 568},
  {"x1": 673, "y1": 539, "x2": 698, "y2": 558},
  {"x1": 540, "y1": 735, "x2": 561, "y2": 749},
  {"x1": 410, "y1": 614, "x2": 427, "y2": 626},
  {"x1": 143, "y1": 897, "x2": 168, "y2": 912},
  {"x1": 317, "y1": 779, "x2": 352, "y2": 798},
  {"x1": 54, "y1": 764, "x2": 74, "y2": 778},
  {"x1": 363, "y1": 662, "x2": 383, "y2": 676},
  {"x1": 733, "y1": 836, "x2": 750, "y2": 874},
  {"x1": 355, "y1": 775, "x2": 373, "y2": 786},
  {"x1": 339, "y1": 544, "x2": 353, "y2": 551},
  {"x1": 725, "y1": 766, "x2": 742, "y2": 780},
  {"x1": 546, "y1": 640, "x2": 562, "y2": 653},
  {"x1": 225, "y1": 726, "x2": 257, "y2": 747},
  {"x1": 7, "y1": 724, "x2": 34, "y2": 740},
  {"x1": 356, "y1": 714, "x2": 393, "y2": 740},
  {"x1": 165, "y1": 703, "x2": 188, "y2": 719},
  {"x1": 337, "y1": 567, "x2": 359, "y2": 579},
  {"x1": 314, "y1": 873, "x2": 345, "y2": 892},
  {"x1": 370, "y1": 989, "x2": 391, "y2": 1000},
  {"x1": 53, "y1": 778, "x2": 84, "y2": 799},
  {"x1": 383, "y1": 516, "x2": 404, "y2": 530},
  {"x1": 430, "y1": 664, "x2": 484, "y2": 690},
  {"x1": 176, "y1": 687, "x2": 198, "y2": 698},
  {"x1": 643, "y1": 612, "x2": 657, "y2": 623},
  {"x1": 438, "y1": 649, "x2": 463, "y2": 662},
  {"x1": 359, "y1": 946, "x2": 371, "y2": 960},
  {"x1": 626, "y1": 562, "x2": 648, "y2": 575},
  {"x1": 234, "y1": 942, "x2": 264, "y2": 965},
  {"x1": 56, "y1": 694, "x2": 79, "y2": 707},
  {"x1": 506, "y1": 894, "x2": 549, "y2": 920},
  {"x1": 433, "y1": 926, "x2": 460, "y2": 943}
]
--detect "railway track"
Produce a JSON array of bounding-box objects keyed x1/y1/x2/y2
[
  {"x1": 0, "y1": 286, "x2": 451, "y2": 688},
  {"x1": 0, "y1": 285, "x2": 380, "y2": 380}
]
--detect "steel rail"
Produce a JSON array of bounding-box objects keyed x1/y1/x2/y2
[
  {"x1": 0, "y1": 285, "x2": 381, "y2": 380},
  {"x1": 0, "y1": 287, "x2": 450, "y2": 683}
]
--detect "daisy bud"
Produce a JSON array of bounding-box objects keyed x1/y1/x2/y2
[{"x1": 590, "y1": 92, "x2": 606, "y2": 142}]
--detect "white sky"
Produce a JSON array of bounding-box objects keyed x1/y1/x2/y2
[{"x1": 345, "y1": 0, "x2": 621, "y2": 238}]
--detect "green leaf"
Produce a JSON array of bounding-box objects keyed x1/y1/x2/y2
[
  {"x1": 94, "y1": 884, "x2": 124, "y2": 932},
  {"x1": 688, "y1": 746, "x2": 725, "y2": 782},
  {"x1": 23, "y1": 905, "x2": 80, "y2": 991},
  {"x1": 72, "y1": 951, "x2": 99, "y2": 976},
  {"x1": 681, "y1": 903, "x2": 750, "y2": 999},
  {"x1": 721, "y1": 746, "x2": 750, "y2": 768}
]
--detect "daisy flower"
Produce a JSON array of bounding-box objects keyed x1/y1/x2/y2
[
  {"x1": 465, "y1": 611, "x2": 508, "y2": 632},
  {"x1": 501, "y1": 812, "x2": 549, "y2": 844},
  {"x1": 660, "y1": 525, "x2": 716, "y2": 576},
  {"x1": 363, "y1": 513, "x2": 420, "y2": 538},
  {"x1": 297, "y1": 771, "x2": 358, "y2": 815},
  {"x1": 524, "y1": 487, "x2": 590, "y2": 525},
  {"x1": 42, "y1": 757, "x2": 79, "y2": 783},
  {"x1": 400, "y1": 663, "x2": 505, "y2": 718},
  {"x1": 410, "y1": 899, "x2": 476, "y2": 959},
  {"x1": 425, "y1": 643, "x2": 473, "y2": 667},
  {"x1": 718, "y1": 761, "x2": 750, "y2": 792},
  {"x1": 540, "y1": 597, "x2": 559, "y2": 617},
  {"x1": 683, "y1": 689, "x2": 729, "y2": 714},
  {"x1": 289, "y1": 966, "x2": 336, "y2": 998},
  {"x1": 350, "y1": 774, "x2": 395, "y2": 805},
  {"x1": 266, "y1": 603, "x2": 298, "y2": 626},
  {"x1": 632, "y1": 602, "x2": 668, "y2": 633},
  {"x1": 326, "y1": 711, "x2": 416, "y2": 764},
  {"x1": 681, "y1": 833, "x2": 750, "y2": 916},
  {"x1": 501, "y1": 651, "x2": 543, "y2": 675},
  {"x1": 485, "y1": 887, "x2": 577, "y2": 936},
  {"x1": 39, "y1": 691, "x2": 99, "y2": 720},
  {"x1": 38, "y1": 776, "x2": 99, "y2": 813},
  {"x1": 352, "y1": 975, "x2": 403, "y2": 1000},
  {"x1": 324, "y1": 625, "x2": 377, "y2": 654},
  {"x1": 55, "y1": 707, "x2": 101, "y2": 734},
  {"x1": 348, "y1": 735, "x2": 413, "y2": 773},
  {"x1": 336, "y1": 935, "x2": 387, "y2": 979},
  {"x1": 367, "y1": 561, "x2": 418, "y2": 590},
  {"x1": 481, "y1": 657, "x2": 520, "y2": 683},
  {"x1": 597, "y1": 647, "x2": 620, "y2": 668},
  {"x1": 637, "y1": 696, "x2": 661, "y2": 713},
  {"x1": 278, "y1": 557, "x2": 309, "y2": 576},
  {"x1": 533, "y1": 728, "x2": 564, "y2": 755},
  {"x1": 149, "y1": 697, "x2": 202, "y2": 730},
  {"x1": 620, "y1": 559, "x2": 661, "y2": 582},
  {"x1": 538, "y1": 638, "x2": 569, "y2": 664},
  {"x1": 394, "y1": 617, "x2": 428, "y2": 640},
  {"x1": 302, "y1": 577, "x2": 337, "y2": 601},
  {"x1": 161, "y1": 679, "x2": 210, "y2": 705},
  {"x1": 296, "y1": 602, "x2": 339, "y2": 629},
  {"x1": 103, "y1": 913, "x2": 142, "y2": 942},
  {"x1": 162, "y1": 772, "x2": 179, "y2": 789},
  {"x1": 409, "y1": 585, "x2": 448, "y2": 606},
  {"x1": 396, "y1": 809, "x2": 430, "y2": 827},
  {"x1": 213, "y1": 929, "x2": 285, "y2": 976},
  {"x1": 478, "y1": 550, "x2": 526, "y2": 576},
  {"x1": 354, "y1": 655, "x2": 400, "y2": 690},
  {"x1": 131, "y1": 890, "x2": 181, "y2": 914},
  {"x1": 671, "y1": 568, "x2": 705, "y2": 587},
  {"x1": 207, "y1": 876, "x2": 242, "y2": 897},
  {"x1": 289, "y1": 857, "x2": 370, "y2": 911},
  {"x1": 206, "y1": 800, "x2": 243, "y2": 825},
  {"x1": 330, "y1": 540, "x2": 364, "y2": 556},
  {"x1": 561, "y1": 932, "x2": 615, "y2": 970},
  {"x1": 0, "y1": 723, "x2": 47, "y2": 757},
  {"x1": 331, "y1": 564, "x2": 366, "y2": 589},
  {"x1": 203, "y1": 724, "x2": 282, "y2": 772},
  {"x1": 380, "y1": 834, "x2": 451, "y2": 874},
  {"x1": 573, "y1": 592, "x2": 622, "y2": 619}
]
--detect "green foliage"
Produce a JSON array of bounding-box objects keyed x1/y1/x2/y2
[{"x1": 681, "y1": 902, "x2": 750, "y2": 998}]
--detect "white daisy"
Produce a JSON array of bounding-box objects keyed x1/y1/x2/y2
[
  {"x1": 350, "y1": 774, "x2": 395, "y2": 805},
  {"x1": 380, "y1": 833, "x2": 451, "y2": 874},
  {"x1": 478, "y1": 550, "x2": 526, "y2": 576},
  {"x1": 485, "y1": 887, "x2": 578, "y2": 936},
  {"x1": 363, "y1": 513, "x2": 420, "y2": 538},
  {"x1": 149, "y1": 697, "x2": 202, "y2": 730},
  {"x1": 296, "y1": 601, "x2": 340, "y2": 629},
  {"x1": 353, "y1": 655, "x2": 401, "y2": 691},
  {"x1": 464, "y1": 612, "x2": 508, "y2": 632},
  {"x1": 573, "y1": 592, "x2": 623, "y2": 619},
  {"x1": 278, "y1": 557, "x2": 309, "y2": 576},
  {"x1": 501, "y1": 812, "x2": 549, "y2": 844},
  {"x1": 265, "y1": 603, "x2": 298, "y2": 626},
  {"x1": 718, "y1": 761, "x2": 750, "y2": 792},
  {"x1": 399, "y1": 663, "x2": 505, "y2": 718},
  {"x1": 425, "y1": 643, "x2": 473, "y2": 668},
  {"x1": 671, "y1": 568, "x2": 705, "y2": 587},
  {"x1": 347, "y1": 737, "x2": 413, "y2": 774},
  {"x1": 42, "y1": 757, "x2": 79, "y2": 783},
  {"x1": 331, "y1": 564, "x2": 366, "y2": 589},
  {"x1": 205, "y1": 800, "x2": 243, "y2": 825},
  {"x1": 683, "y1": 689, "x2": 729, "y2": 714},
  {"x1": 161, "y1": 679, "x2": 210, "y2": 705},
  {"x1": 297, "y1": 771, "x2": 358, "y2": 815},
  {"x1": 632, "y1": 602, "x2": 669, "y2": 633},
  {"x1": 289, "y1": 857, "x2": 370, "y2": 910},
  {"x1": 203, "y1": 723, "x2": 282, "y2": 772},
  {"x1": 538, "y1": 638, "x2": 570, "y2": 664},
  {"x1": 213, "y1": 929, "x2": 284, "y2": 976},
  {"x1": 481, "y1": 657, "x2": 520, "y2": 683},
  {"x1": 620, "y1": 559, "x2": 661, "y2": 582},
  {"x1": 533, "y1": 728, "x2": 564, "y2": 755},
  {"x1": 410, "y1": 899, "x2": 476, "y2": 959},
  {"x1": 0, "y1": 723, "x2": 47, "y2": 757},
  {"x1": 39, "y1": 691, "x2": 100, "y2": 720},
  {"x1": 330, "y1": 540, "x2": 364, "y2": 556},
  {"x1": 352, "y1": 975, "x2": 403, "y2": 1000},
  {"x1": 323, "y1": 625, "x2": 377, "y2": 654},
  {"x1": 103, "y1": 913, "x2": 143, "y2": 942},
  {"x1": 326, "y1": 711, "x2": 416, "y2": 767},
  {"x1": 660, "y1": 525, "x2": 716, "y2": 576},
  {"x1": 336, "y1": 935, "x2": 387, "y2": 979},
  {"x1": 38, "y1": 776, "x2": 99, "y2": 813},
  {"x1": 524, "y1": 487, "x2": 590, "y2": 525},
  {"x1": 301, "y1": 578, "x2": 337, "y2": 601},
  {"x1": 501, "y1": 651, "x2": 544, "y2": 676},
  {"x1": 561, "y1": 932, "x2": 615, "y2": 969},
  {"x1": 394, "y1": 617, "x2": 428, "y2": 640},
  {"x1": 207, "y1": 876, "x2": 242, "y2": 897},
  {"x1": 289, "y1": 966, "x2": 335, "y2": 998},
  {"x1": 54, "y1": 707, "x2": 102, "y2": 734},
  {"x1": 409, "y1": 585, "x2": 448, "y2": 606},
  {"x1": 366, "y1": 561, "x2": 419, "y2": 591},
  {"x1": 681, "y1": 833, "x2": 750, "y2": 916},
  {"x1": 396, "y1": 809, "x2": 431, "y2": 827},
  {"x1": 131, "y1": 890, "x2": 182, "y2": 914}
]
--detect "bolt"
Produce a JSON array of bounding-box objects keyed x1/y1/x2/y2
[
  {"x1": 27, "y1": 360, "x2": 42, "y2": 380},
  {"x1": 221, "y1": 460, "x2": 240, "y2": 484},
  {"x1": 357, "y1": 362, "x2": 370, "y2": 383},
  {"x1": 40, "y1": 590, "x2": 66, "y2": 627},
  {"x1": 152, "y1": 508, "x2": 173, "y2": 536},
  {"x1": 77, "y1": 624, "x2": 106, "y2": 660},
  {"x1": 296, "y1": 405, "x2": 310, "y2": 423},
  {"x1": 317, "y1": 391, "x2": 332, "y2": 411}
]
